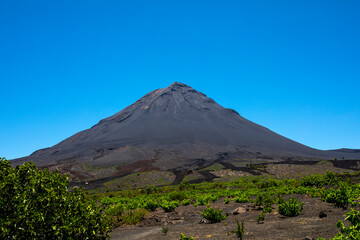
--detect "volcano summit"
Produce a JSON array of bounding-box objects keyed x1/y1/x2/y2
[{"x1": 12, "y1": 82, "x2": 360, "y2": 181}]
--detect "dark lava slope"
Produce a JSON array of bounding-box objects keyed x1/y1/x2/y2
[{"x1": 12, "y1": 82, "x2": 360, "y2": 180}]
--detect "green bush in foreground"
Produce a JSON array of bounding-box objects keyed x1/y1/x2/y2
[
  {"x1": 0, "y1": 159, "x2": 112, "y2": 239},
  {"x1": 278, "y1": 197, "x2": 304, "y2": 217},
  {"x1": 200, "y1": 207, "x2": 227, "y2": 223}
]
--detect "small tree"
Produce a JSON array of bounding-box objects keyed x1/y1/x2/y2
[{"x1": 0, "y1": 159, "x2": 112, "y2": 239}]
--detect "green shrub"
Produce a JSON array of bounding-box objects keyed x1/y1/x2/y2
[
  {"x1": 319, "y1": 208, "x2": 360, "y2": 240},
  {"x1": 262, "y1": 203, "x2": 272, "y2": 213},
  {"x1": 257, "y1": 212, "x2": 265, "y2": 223},
  {"x1": 145, "y1": 185, "x2": 157, "y2": 194},
  {"x1": 169, "y1": 191, "x2": 187, "y2": 201},
  {"x1": 120, "y1": 209, "x2": 147, "y2": 225},
  {"x1": 200, "y1": 207, "x2": 227, "y2": 223},
  {"x1": 325, "y1": 171, "x2": 340, "y2": 185},
  {"x1": 180, "y1": 233, "x2": 194, "y2": 240},
  {"x1": 195, "y1": 195, "x2": 211, "y2": 206},
  {"x1": 143, "y1": 200, "x2": 158, "y2": 211},
  {"x1": 334, "y1": 208, "x2": 360, "y2": 239},
  {"x1": 105, "y1": 203, "x2": 124, "y2": 223},
  {"x1": 234, "y1": 194, "x2": 249, "y2": 203},
  {"x1": 160, "y1": 200, "x2": 179, "y2": 212},
  {"x1": 224, "y1": 197, "x2": 230, "y2": 204},
  {"x1": 162, "y1": 226, "x2": 168, "y2": 235},
  {"x1": 127, "y1": 200, "x2": 141, "y2": 210},
  {"x1": 322, "y1": 185, "x2": 351, "y2": 208},
  {"x1": 181, "y1": 198, "x2": 192, "y2": 206},
  {"x1": 258, "y1": 178, "x2": 281, "y2": 188},
  {"x1": 232, "y1": 219, "x2": 244, "y2": 239},
  {"x1": 278, "y1": 197, "x2": 304, "y2": 217},
  {"x1": 179, "y1": 181, "x2": 190, "y2": 191},
  {"x1": 255, "y1": 192, "x2": 272, "y2": 207},
  {"x1": 0, "y1": 159, "x2": 111, "y2": 239},
  {"x1": 300, "y1": 174, "x2": 327, "y2": 187}
]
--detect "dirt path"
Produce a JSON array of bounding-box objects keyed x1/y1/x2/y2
[{"x1": 111, "y1": 226, "x2": 160, "y2": 240}]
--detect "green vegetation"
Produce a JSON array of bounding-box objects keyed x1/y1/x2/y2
[
  {"x1": 257, "y1": 212, "x2": 265, "y2": 223},
  {"x1": 319, "y1": 208, "x2": 360, "y2": 240},
  {"x1": 200, "y1": 207, "x2": 227, "y2": 223},
  {"x1": 162, "y1": 226, "x2": 169, "y2": 235},
  {"x1": 120, "y1": 209, "x2": 147, "y2": 225},
  {"x1": 160, "y1": 200, "x2": 179, "y2": 212},
  {"x1": 278, "y1": 197, "x2": 304, "y2": 217},
  {"x1": 321, "y1": 183, "x2": 353, "y2": 209},
  {"x1": 334, "y1": 208, "x2": 360, "y2": 239},
  {"x1": 4, "y1": 156, "x2": 360, "y2": 239},
  {"x1": 232, "y1": 219, "x2": 245, "y2": 239},
  {"x1": 180, "y1": 233, "x2": 194, "y2": 240},
  {"x1": 0, "y1": 158, "x2": 111, "y2": 239}
]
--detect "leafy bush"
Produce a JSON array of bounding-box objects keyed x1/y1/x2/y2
[
  {"x1": 169, "y1": 191, "x2": 187, "y2": 201},
  {"x1": 262, "y1": 203, "x2": 272, "y2": 213},
  {"x1": 278, "y1": 197, "x2": 304, "y2": 217},
  {"x1": 200, "y1": 207, "x2": 227, "y2": 223},
  {"x1": 232, "y1": 219, "x2": 244, "y2": 239},
  {"x1": 319, "y1": 208, "x2": 360, "y2": 240},
  {"x1": 255, "y1": 192, "x2": 272, "y2": 207},
  {"x1": 145, "y1": 185, "x2": 157, "y2": 194},
  {"x1": 160, "y1": 200, "x2": 179, "y2": 212},
  {"x1": 334, "y1": 208, "x2": 360, "y2": 239},
  {"x1": 142, "y1": 200, "x2": 158, "y2": 211},
  {"x1": 195, "y1": 195, "x2": 211, "y2": 206},
  {"x1": 181, "y1": 198, "x2": 192, "y2": 206},
  {"x1": 180, "y1": 233, "x2": 194, "y2": 240},
  {"x1": 179, "y1": 181, "x2": 190, "y2": 191},
  {"x1": 234, "y1": 194, "x2": 249, "y2": 203},
  {"x1": 301, "y1": 171, "x2": 340, "y2": 187},
  {"x1": 322, "y1": 185, "x2": 351, "y2": 208},
  {"x1": 224, "y1": 197, "x2": 230, "y2": 204},
  {"x1": 301, "y1": 174, "x2": 327, "y2": 187},
  {"x1": 126, "y1": 199, "x2": 141, "y2": 210},
  {"x1": 162, "y1": 226, "x2": 168, "y2": 235},
  {"x1": 120, "y1": 209, "x2": 147, "y2": 225},
  {"x1": 105, "y1": 203, "x2": 124, "y2": 223},
  {"x1": 0, "y1": 159, "x2": 111, "y2": 239},
  {"x1": 258, "y1": 178, "x2": 281, "y2": 188},
  {"x1": 257, "y1": 212, "x2": 265, "y2": 223}
]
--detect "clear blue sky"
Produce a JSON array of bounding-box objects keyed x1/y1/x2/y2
[{"x1": 1, "y1": 0, "x2": 359, "y2": 159}]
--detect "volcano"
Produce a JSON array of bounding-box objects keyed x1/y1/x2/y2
[{"x1": 12, "y1": 82, "x2": 360, "y2": 180}]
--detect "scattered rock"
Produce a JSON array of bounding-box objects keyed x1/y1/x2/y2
[
  {"x1": 304, "y1": 237, "x2": 314, "y2": 240},
  {"x1": 319, "y1": 211, "x2": 327, "y2": 218},
  {"x1": 233, "y1": 206, "x2": 247, "y2": 215}
]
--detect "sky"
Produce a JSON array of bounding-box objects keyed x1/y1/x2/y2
[{"x1": 1, "y1": 0, "x2": 359, "y2": 159}]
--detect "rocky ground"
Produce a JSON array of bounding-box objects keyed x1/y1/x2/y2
[{"x1": 111, "y1": 194, "x2": 353, "y2": 240}]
